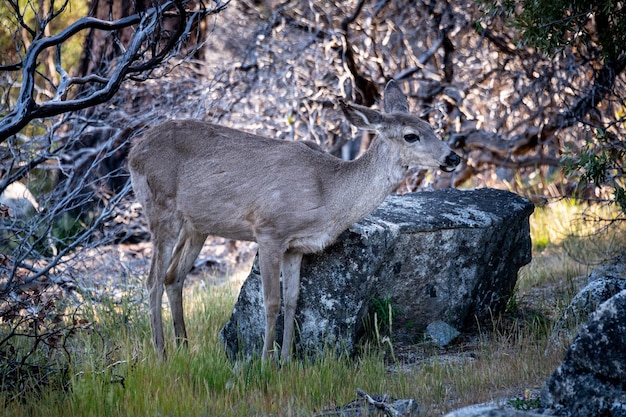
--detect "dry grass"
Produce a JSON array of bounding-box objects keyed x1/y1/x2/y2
[{"x1": 1, "y1": 199, "x2": 624, "y2": 417}]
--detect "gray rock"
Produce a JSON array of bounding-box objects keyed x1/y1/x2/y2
[
  {"x1": 550, "y1": 261, "x2": 626, "y2": 346},
  {"x1": 0, "y1": 181, "x2": 49, "y2": 256},
  {"x1": 425, "y1": 320, "x2": 461, "y2": 347},
  {"x1": 442, "y1": 405, "x2": 544, "y2": 417},
  {"x1": 541, "y1": 287, "x2": 626, "y2": 417},
  {"x1": 0, "y1": 181, "x2": 39, "y2": 218},
  {"x1": 220, "y1": 188, "x2": 534, "y2": 359}
]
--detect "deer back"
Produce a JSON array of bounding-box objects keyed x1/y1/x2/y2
[{"x1": 129, "y1": 120, "x2": 355, "y2": 250}]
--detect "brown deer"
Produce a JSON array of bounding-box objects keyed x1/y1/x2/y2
[{"x1": 128, "y1": 80, "x2": 460, "y2": 361}]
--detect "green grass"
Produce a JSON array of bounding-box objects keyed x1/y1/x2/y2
[{"x1": 2, "y1": 200, "x2": 625, "y2": 417}]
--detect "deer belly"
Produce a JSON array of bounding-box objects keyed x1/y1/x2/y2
[
  {"x1": 287, "y1": 231, "x2": 336, "y2": 254},
  {"x1": 181, "y1": 209, "x2": 256, "y2": 242}
]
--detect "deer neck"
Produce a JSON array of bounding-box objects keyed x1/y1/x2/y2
[{"x1": 332, "y1": 135, "x2": 408, "y2": 227}]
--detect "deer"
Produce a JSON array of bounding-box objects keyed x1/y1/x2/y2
[{"x1": 128, "y1": 80, "x2": 461, "y2": 362}]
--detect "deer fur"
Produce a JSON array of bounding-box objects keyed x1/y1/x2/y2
[{"x1": 128, "y1": 80, "x2": 460, "y2": 361}]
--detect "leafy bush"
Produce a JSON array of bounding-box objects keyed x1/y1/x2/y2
[
  {"x1": 481, "y1": 0, "x2": 626, "y2": 215},
  {"x1": 563, "y1": 128, "x2": 626, "y2": 213}
]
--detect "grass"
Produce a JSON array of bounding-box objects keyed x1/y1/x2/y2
[{"x1": 1, "y1": 199, "x2": 625, "y2": 417}]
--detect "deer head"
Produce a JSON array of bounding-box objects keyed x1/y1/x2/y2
[{"x1": 339, "y1": 80, "x2": 460, "y2": 172}]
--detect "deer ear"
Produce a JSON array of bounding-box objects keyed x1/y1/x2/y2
[
  {"x1": 384, "y1": 80, "x2": 409, "y2": 113},
  {"x1": 339, "y1": 100, "x2": 384, "y2": 130}
]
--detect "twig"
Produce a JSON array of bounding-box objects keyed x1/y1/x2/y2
[{"x1": 356, "y1": 388, "x2": 400, "y2": 417}]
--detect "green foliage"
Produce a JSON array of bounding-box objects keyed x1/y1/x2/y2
[
  {"x1": 0, "y1": 1, "x2": 88, "y2": 61},
  {"x1": 0, "y1": 0, "x2": 88, "y2": 110},
  {"x1": 483, "y1": 0, "x2": 626, "y2": 61},
  {"x1": 365, "y1": 294, "x2": 400, "y2": 340},
  {"x1": 480, "y1": 0, "x2": 626, "y2": 216},
  {"x1": 51, "y1": 211, "x2": 97, "y2": 250},
  {"x1": 562, "y1": 129, "x2": 626, "y2": 212},
  {"x1": 0, "y1": 281, "x2": 87, "y2": 398},
  {"x1": 509, "y1": 389, "x2": 541, "y2": 410}
]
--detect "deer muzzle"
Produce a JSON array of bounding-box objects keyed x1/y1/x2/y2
[{"x1": 440, "y1": 152, "x2": 461, "y2": 172}]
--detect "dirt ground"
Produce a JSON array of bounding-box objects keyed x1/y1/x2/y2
[{"x1": 52, "y1": 237, "x2": 258, "y2": 307}]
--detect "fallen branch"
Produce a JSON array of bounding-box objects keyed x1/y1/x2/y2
[{"x1": 314, "y1": 389, "x2": 418, "y2": 416}]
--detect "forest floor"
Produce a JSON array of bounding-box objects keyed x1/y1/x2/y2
[
  {"x1": 57, "y1": 233, "x2": 581, "y2": 414},
  {"x1": 7, "y1": 198, "x2": 624, "y2": 416}
]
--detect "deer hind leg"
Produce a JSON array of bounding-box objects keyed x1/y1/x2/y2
[
  {"x1": 280, "y1": 250, "x2": 303, "y2": 362},
  {"x1": 165, "y1": 224, "x2": 208, "y2": 349},
  {"x1": 258, "y1": 244, "x2": 283, "y2": 362},
  {"x1": 146, "y1": 220, "x2": 180, "y2": 358}
]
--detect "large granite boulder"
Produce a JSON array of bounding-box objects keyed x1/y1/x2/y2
[
  {"x1": 549, "y1": 261, "x2": 626, "y2": 347},
  {"x1": 541, "y1": 286, "x2": 626, "y2": 417},
  {"x1": 220, "y1": 188, "x2": 534, "y2": 359}
]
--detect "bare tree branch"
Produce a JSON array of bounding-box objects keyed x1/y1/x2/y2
[{"x1": 0, "y1": 0, "x2": 229, "y2": 141}]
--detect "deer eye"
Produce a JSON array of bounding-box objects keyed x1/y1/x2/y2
[{"x1": 404, "y1": 133, "x2": 420, "y2": 143}]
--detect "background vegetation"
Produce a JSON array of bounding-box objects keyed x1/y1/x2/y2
[{"x1": 1, "y1": 0, "x2": 625, "y2": 415}]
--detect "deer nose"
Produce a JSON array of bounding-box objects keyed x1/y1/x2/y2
[{"x1": 446, "y1": 152, "x2": 461, "y2": 167}]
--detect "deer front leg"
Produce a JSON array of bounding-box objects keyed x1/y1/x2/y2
[
  {"x1": 280, "y1": 250, "x2": 303, "y2": 362},
  {"x1": 258, "y1": 246, "x2": 283, "y2": 362}
]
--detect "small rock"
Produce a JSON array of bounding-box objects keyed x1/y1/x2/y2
[{"x1": 425, "y1": 320, "x2": 460, "y2": 347}]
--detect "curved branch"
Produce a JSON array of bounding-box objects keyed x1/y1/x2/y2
[
  {"x1": 0, "y1": 0, "x2": 228, "y2": 142},
  {"x1": 339, "y1": 0, "x2": 378, "y2": 106},
  {"x1": 128, "y1": 4, "x2": 187, "y2": 73}
]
